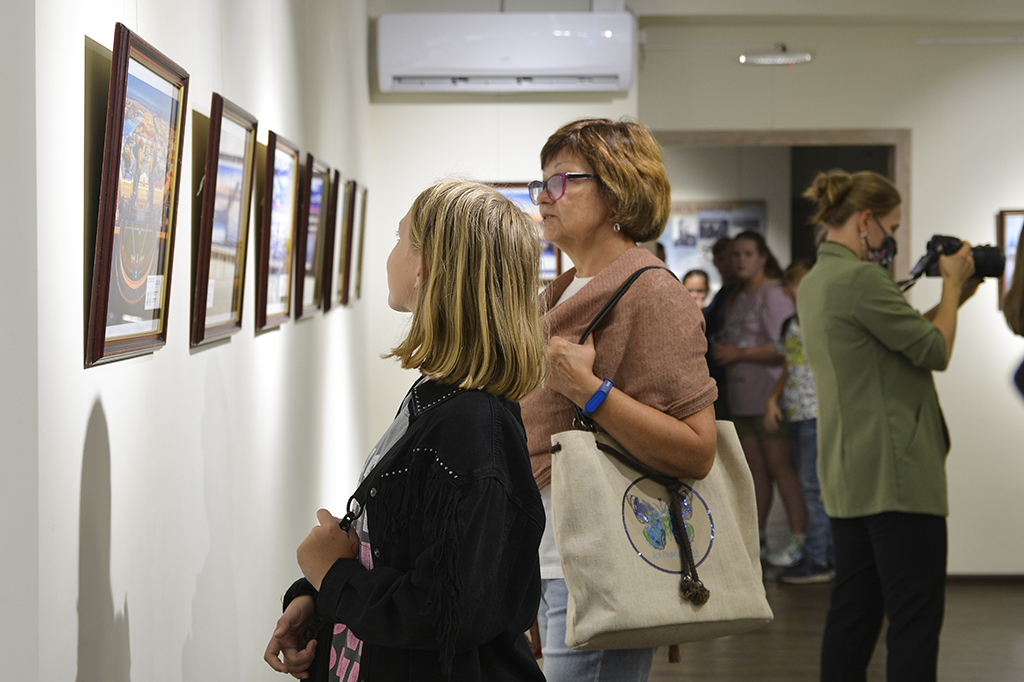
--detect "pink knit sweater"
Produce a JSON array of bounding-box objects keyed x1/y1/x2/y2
[{"x1": 521, "y1": 247, "x2": 718, "y2": 489}]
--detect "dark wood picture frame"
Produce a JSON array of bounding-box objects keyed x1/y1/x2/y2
[
  {"x1": 354, "y1": 185, "x2": 369, "y2": 300},
  {"x1": 86, "y1": 23, "x2": 189, "y2": 366},
  {"x1": 190, "y1": 93, "x2": 257, "y2": 346},
  {"x1": 294, "y1": 154, "x2": 330, "y2": 319},
  {"x1": 337, "y1": 179, "x2": 358, "y2": 306},
  {"x1": 321, "y1": 169, "x2": 342, "y2": 312},
  {"x1": 997, "y1": 209, "x2": 1023, "y2": 310},
  {"x1": 254, "y1": 131, "x2": 301, "y2": 331},
  {"x1": 491, "y1": 183, "x2": 562, "y2": 283}
]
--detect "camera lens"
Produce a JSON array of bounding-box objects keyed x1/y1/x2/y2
[{"x1": 972, "y1": 245, "x2": 1005, "y2": 279}]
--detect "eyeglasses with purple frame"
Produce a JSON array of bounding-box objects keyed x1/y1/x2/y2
[{"x1": 528, "y1": 173, "x2": 598, "y2": 205}]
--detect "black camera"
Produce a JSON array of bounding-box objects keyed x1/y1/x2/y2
[{"x1": 905, "y1": 235, "x2": 1005, "y2": 288}]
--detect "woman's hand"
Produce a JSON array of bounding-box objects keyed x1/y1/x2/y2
[
  {"x1": 938, "y1": 240, "x2": 976, "y2": 289},
  {"x1": 926, "y1": 240, "x2": 979, "y2": 368},
  {"x1": 763, "y1": 396, "x2": 784, "y2": 434},
  {"x1": 264, "y1": 595, "x2": 316, "y2": 678},
  {"x1": 959, "y1": 277, "x2": 982, "y2": 306},
  {"x1": 711, "y1": 341, "x2": 743, "y2": 365},
  {"x1": 297, "y1": 509, "x2": 360, "y2": 591},
  {"x1": 545, "y1": 334, "x2": 602, "y2": 406}
]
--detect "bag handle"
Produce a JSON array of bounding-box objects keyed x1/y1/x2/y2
[
  {"x1": 338, "y1": 385, "x2": 430, "y2": 531},
  {"x1": 558, "y1": 264, "x2": 710, "y2": 606},
  {"x1": 575, "y1": 265, "x2": 672, "y2": 345},
  {"x1": 591, "y1": 438, "x2": 710, "y2": 606},
  {"x1": 572, "y1": 265, "x2": 672, "y2": 431}
]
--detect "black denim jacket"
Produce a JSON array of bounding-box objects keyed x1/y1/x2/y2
[{"x1": 284, "y1": 379, "x2": 545, "y2": 682}]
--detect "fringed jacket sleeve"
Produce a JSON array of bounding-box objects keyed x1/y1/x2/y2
[{"x1": 314, "y1": 388, "x2": 544, "y2": 678}]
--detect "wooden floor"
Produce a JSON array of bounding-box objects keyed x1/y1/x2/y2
[{"x1": 650, "y1": 575, "x2": 1024, "y2": 681}]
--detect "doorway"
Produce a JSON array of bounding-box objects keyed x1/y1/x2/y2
[
  {"x1": 790, "y1": 144, "x2": 894, "y2": 264},
  {"x1": 653, "y1": 129, "x2": 911, "y2": 281}
]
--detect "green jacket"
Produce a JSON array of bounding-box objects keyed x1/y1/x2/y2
[{"x1": 797, "y1": 242, "x2": 950, "y2": 518}]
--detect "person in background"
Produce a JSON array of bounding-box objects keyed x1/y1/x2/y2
[
  {"x1": 704, "y1": 236, "x2": 737, "y2": 420},
  {"x1": 263, "y1": 180, "x2": 548, "y2": 682},
  {"x1": 799, "y1": 169, "x2": 978, "y2": 682},
  {"x1": 522, "y1": 117, "x2": 717, "y2": 682},
  {"x1": 763, "y1": 260, "x2": 834, "y2": 584},
  {"x1": 1003, "y1": 225, "x2": 1024, "y2": 396},
  {"x1": 654, "y1": 241, "x2": 668, "y2": 263},
  {"x1": 711, "y1": 231, "x2": 807, "y2": 568},
  {"x1": 682, "y1": 269, "x2": 711, "y2": 308}
]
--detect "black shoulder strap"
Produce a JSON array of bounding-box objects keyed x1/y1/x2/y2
[
  {"x1": 572, "y1": 265, "x2": 673, "y2": 430},
  {"x1": 557, "y1": 263, "x2": 711, "y2": 606},
  {"x1": 576, "y1": 265, "x2": 674, "y2": 344},
  {"x1": 337, "y1": 402, "x2": 433, "y2": 531}
]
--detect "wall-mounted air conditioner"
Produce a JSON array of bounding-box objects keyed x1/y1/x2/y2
[{"x1": 376, "y1": 12, "x2": 636, "y2": 93}]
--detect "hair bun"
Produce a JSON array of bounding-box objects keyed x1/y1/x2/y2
[
  {"x1": 802, "y1": 168, "x2": 900, "y2": 228},
  {"x1": 805, "y1": 169, "x2": 852, "y2": 211}
]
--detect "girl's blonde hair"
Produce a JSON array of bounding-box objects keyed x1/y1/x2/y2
[
  {"x1": 803, "y1": 169, "x2": 902, "y2": 227},
  {"x1": 1004, "y1": 225, "x2": 1024, "y2": 335},
  {"x1": 388, "y1": 180, "x2": 547, "y2": 402}
]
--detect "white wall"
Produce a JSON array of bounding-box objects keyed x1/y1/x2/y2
[
  {"x1": 1, "y1": 2, "x2": 38, "y2": 680},
  {"x1": 31, "y1": 1, "x2": 370, "y2": 681},
  {"x1": 640, "y1": 20, "x2": 1024, "y2": 572}
]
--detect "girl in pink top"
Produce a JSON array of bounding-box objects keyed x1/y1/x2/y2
[{"x1": 712, "y1": 231, "x2": 806, "y2": 566}]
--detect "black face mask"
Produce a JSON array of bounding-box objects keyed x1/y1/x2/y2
[{"x1": 865, "y1": 220, "x2": 898, "y2": 266}]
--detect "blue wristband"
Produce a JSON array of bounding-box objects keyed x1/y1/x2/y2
[{"x1": 582, "y1": 379, "x2": 614, "y2": 417}]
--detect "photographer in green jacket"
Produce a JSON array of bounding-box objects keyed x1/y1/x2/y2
[{"x1": 798, "y1": 169, "x2": 979, "y2": 682}]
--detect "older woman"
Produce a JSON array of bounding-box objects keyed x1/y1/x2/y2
[
  {"x1": 520, "y1": 118, "x2": 718, "y2": 682},
  {"x1": 799, "y1": 169, "x2": 977, "y2": 682}
]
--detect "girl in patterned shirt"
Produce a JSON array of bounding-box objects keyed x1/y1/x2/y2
[{"x1": 764, "y1": 260, "x2": 834, "y2": 583}]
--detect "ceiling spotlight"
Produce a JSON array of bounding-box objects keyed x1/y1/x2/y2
[{"x1": 739, "y1": 43, "x2": 812, "y2": 66}]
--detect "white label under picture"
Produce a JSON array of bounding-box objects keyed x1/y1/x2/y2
[{"x1": 145, "y1": 275, "x2": 163, "y2": 310}]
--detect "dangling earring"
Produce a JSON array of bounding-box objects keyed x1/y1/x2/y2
[{"x1": 613, "y1": 223, "x2": 622, "y2": 233}]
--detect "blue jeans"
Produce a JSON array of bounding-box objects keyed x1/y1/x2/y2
[
  {"x1": 537, "y1": 578, "x2": 655, "y2": 682},
  {"x1": 790, "y1": 419, "x2": 833, "y2": 565}
]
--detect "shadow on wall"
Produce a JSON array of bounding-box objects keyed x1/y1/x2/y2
[
  {"x1": 77, "y1": 399, "x2": 131, "y2": 682},
  {"x1": 181, "y1": 359, "x2": 240, "y2": 679}
]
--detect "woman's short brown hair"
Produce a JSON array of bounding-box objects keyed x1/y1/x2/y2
[
  {"x1": 387, "y1": 180, "x2": 547, "y2": 402},
  {"x1": 540, "y1": 118, "x2": 671, "y2": 243}
]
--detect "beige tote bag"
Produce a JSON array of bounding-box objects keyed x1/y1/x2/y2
[{"x1": 549, "y1": 421, "x2": 774, "y2": 650}]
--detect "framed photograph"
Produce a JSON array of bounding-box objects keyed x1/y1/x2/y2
[
  {"x1": 659, "y1": 200, "x2": 767, "y2": 297},
  {"x1": 354, "y1": 185, "x2": 368, "y2": 300},
  {"x1": 998, "y1": 210, "x2": 1023, "y2": 310},
  {"x1": 294, "y1": 154, "x2": 330, "y2": 319},
  {"x1": 337, "y1": 179, "x2": 358, "y2": 306},
  {"x1": 492, "y1": 183, "x2": 562, "y2": 283},
  {"x1": 320, "y1": 169, "x2": 342, "y2": 312},
  {"x1": 86, "y1": 23, "x2": 189, "y2": 366},
  {"x1": 254, "y1": 131, "x2": 300, "y2": 331},
  {"x1": 190, "y1": 93, "x2": 257, "y2": 346}
]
